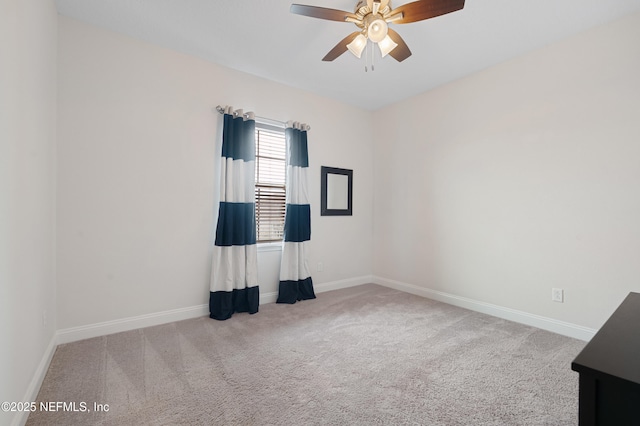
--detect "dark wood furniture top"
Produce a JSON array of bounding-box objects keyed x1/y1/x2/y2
[
  {"x1": 571, "y1": 291, "x2": 640, "y2": 426},
  {"x1": 572, "y1": 292, "x2": 640, "y2": 385}
]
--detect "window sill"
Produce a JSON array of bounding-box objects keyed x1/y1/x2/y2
[{"x1": 257, "y1": 242, "x2": 283, "y2": 252}]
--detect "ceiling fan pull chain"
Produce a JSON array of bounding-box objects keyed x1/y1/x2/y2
[
  {"x1": 365, "y1": 40, "x2": 369, "y2": 72},
  {"x1": 372, "y1": 41, "x2": 376, "y2": 71}
]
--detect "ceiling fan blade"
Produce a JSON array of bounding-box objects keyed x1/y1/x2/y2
[
  {"x1": 290, "y1": 4, "x2": 356, "y2": 22},
  {"x1": 390, "y1": 0, "x2": 465, "y2": 24},
  {"x1": 322, "y1": 32, "x2": 361, "y2": 61},
  {"x1": 387, "y1": 28, "x2": 412, "y2": 62}
]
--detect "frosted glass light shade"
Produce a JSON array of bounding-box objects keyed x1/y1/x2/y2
[
  {"x1": 378, "y1": 35, "x2": 398, "y2": 57},
  {"x1": 347, "y1": 34, "x2": 367, "y2": 58},
  {"x1": 367, "y1": 17, "x2": 388, "y2": 43}
]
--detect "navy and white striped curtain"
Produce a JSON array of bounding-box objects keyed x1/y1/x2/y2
[
  {"x1": 209, "y1": 107, "x2": 259, "y2": 320},
  {"x1": 277, "y1": 122, "x2": 316, "y2": 303}
]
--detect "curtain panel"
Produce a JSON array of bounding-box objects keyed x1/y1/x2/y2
[
  {"x1": 209, "y1": 109, "x2": 259, "y2": 320},
  {"x1": 277, "y1": 122, "x2": 316, "y2": 304}
]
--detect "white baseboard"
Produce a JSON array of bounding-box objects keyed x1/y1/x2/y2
[
  {"x1": 315, "y1": 275, "x2": 373, "y2": 293},
  {"x1": 260, "y1": 291, "x2": 279, "y2": 304},
  {"x1": 13, "y1": 333, "x2": 57, "y2": 426},
  {"x1": 57, "y1": 304, "x2": 209, "y2": 345},
  {"x1": 260, "y1": 275, "x2": 373, "y2": 304},
  {"x1": 58, "y1": 276, "x2": 373, "y2": 344},
  {"x1": 373, "y1": 276, "x2": 597, "y2": 341}
]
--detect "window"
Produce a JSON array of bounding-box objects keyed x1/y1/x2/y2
[{"x1": 255, "y1": 122, "x2": 286, "y2": 242}]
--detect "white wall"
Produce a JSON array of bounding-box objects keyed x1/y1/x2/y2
[
  {"x1": 372, "y1": 12, "x2": 640, "y2": 330},
  {"x1": 0, "y1": 0, "x2": 58, "y2": 424},
  {"x1": 57, "y1": 17, "x2": 374, "y2": 330}
]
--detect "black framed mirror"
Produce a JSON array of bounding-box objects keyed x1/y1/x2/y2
[{"x1": 321, "y1": 166, "x2": 352, "y2": 216}]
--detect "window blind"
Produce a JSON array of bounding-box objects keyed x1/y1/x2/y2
[{"x1": 255, "y1": 124, "x2": 286, "y2": 242}]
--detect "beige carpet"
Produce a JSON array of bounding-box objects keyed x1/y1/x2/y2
[{"x1": 27, "y1": 284, "x2": 584, "y2": 425}]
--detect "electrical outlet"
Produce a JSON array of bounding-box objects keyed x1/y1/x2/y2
[
  {"x1": 552, "y1": 288, "x2": 564, "y2": 303},
  {"x1": 317, "y1": 262, "x2": 324, "y2": 272}
]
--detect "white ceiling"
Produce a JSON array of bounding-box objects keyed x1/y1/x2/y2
[{"x1": 55, "y1": 0, "x2": 640, "y2": 111}]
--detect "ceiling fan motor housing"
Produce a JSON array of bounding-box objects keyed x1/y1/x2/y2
[{"x1": 354, "y1": 0, "x2": 392, "y2": 16}]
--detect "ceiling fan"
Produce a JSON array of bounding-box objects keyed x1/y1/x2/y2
[{"x1": 290, "y1": 0, "x2": 465, "y2": 63}]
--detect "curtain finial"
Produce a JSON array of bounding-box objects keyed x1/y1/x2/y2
[
  {"x1": 215, "y1": 106, "x2": 255, "y2": 120},
  {"x1": 286, "y1": 121, "x2": 310, "y2": 131}
]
